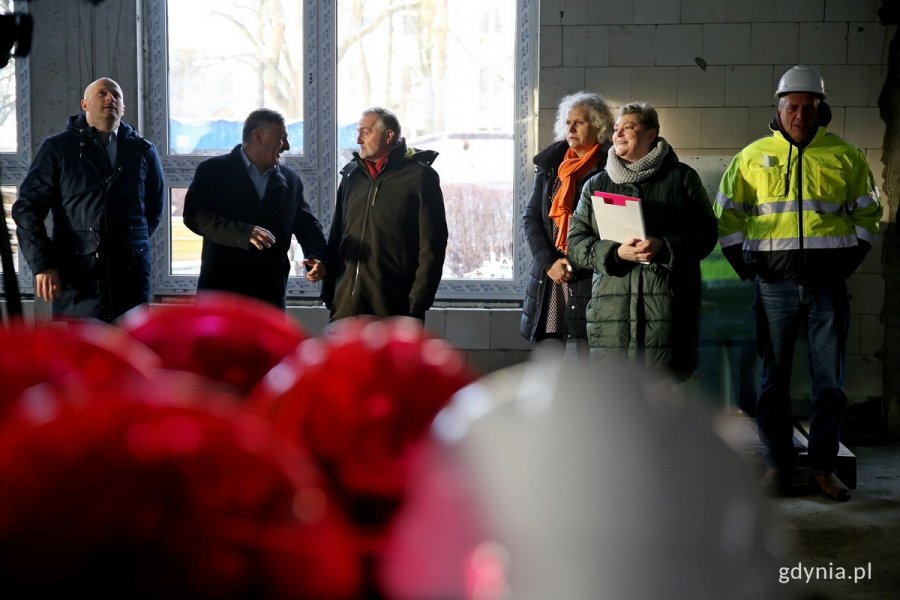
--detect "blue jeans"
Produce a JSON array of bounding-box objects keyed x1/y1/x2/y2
[{"x1": 753, "y1": 278, "x2": 849, "y2": 474}]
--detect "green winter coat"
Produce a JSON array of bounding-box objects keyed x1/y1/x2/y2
[{"x1": 567, "y1": 148, "x2": 717, "y2": 381}]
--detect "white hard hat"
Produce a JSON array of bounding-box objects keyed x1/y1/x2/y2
[{"x1": 776, "y1": 64, "x2": 826, "y2": 98}]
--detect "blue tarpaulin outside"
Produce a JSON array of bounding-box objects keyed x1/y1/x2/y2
[{"x1": 169, "y1": 119, "x2": 359, "y2": 154}]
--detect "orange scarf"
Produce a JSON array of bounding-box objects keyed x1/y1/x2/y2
[{"x1": 548, "y1": 144, "x2": 601, "y2": 253}]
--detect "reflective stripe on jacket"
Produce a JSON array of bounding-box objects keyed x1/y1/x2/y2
[{"x1": 714, "y1": 126, "x2": 880, "y2": 283}]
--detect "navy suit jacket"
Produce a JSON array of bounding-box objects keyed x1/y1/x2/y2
[{"x1": 183, "y1": 145, "x2": 326, "y2": 308}]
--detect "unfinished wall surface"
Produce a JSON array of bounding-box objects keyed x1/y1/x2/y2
[
  {"x1": 26, "y1": 0, "x2": 142, "y2": 148},
  {"x1": 538, "y1": 0, "x2": 898, "y2": 429}
]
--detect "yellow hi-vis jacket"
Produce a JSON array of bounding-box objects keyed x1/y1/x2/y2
[{"x1": 714, "y1": 126, "x2": 880, "y2": 284}]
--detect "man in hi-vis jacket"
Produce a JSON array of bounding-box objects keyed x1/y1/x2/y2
[{"x1": 714, "y1": 65, "x2": 881, "y2": 502}]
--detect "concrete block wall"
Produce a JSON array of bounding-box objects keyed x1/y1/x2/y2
[
  {"x1": 3, "y1": 299, "x2": 532, "y2": 380},
  {"x1": 286, "y1": 305, "x2": 532, "y2": 378},
  {"x1": 538, "y1": 0, "x2": 893, "y2": 170}
]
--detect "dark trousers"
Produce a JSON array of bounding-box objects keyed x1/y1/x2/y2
[{"x1": 753, "y1": 278, "x2": 849, "y2": 474}]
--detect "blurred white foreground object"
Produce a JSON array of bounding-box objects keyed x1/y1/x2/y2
[{"x1": 382, "y1": 349, "x2": 785, "y2": 600}]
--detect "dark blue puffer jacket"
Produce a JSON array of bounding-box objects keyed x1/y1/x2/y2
[
  {"x1": 520, "y1": 139, "x2": 604, "y2": 342},
  {"x1": 13, "y1": 114, "x2": 165, "y2": 321}
]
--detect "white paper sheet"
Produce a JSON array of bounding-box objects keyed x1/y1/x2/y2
[{"x1": 590, "y1": 191, "x2": 646, "y2": 243}]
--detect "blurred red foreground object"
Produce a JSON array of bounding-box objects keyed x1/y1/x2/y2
[
  {"x1": 0, "y1": 320, "x2": 162, "y2": 417},
  {"x1": 249, "y1": 316, "x2": 476, "y2": 527},
  {"x1": 119, "y1": 292, "x2": 307, "y2": 395},
  {"x1": 0, "y1": 398, "x2": 361, "y2": 599}
]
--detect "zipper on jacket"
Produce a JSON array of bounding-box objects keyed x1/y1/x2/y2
[
  {"x1": 796, "y1": 146, "x2": 804, "y2": 251},
  {"x1": 349, "y1": 178, "x2": 381, "y2": 313},
  {"x1": 796, "y1": 145, "x2": 806, "y2": 287}
]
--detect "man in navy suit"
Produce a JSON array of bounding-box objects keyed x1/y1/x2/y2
[{"x1": 184, "y1": 108, "x2": 326, "y2": 309}]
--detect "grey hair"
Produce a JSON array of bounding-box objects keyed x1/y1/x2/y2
[
  {"x1": 776, "y1": 93, "x2": 821, "y2": 110},
  {"x1": 242, "y1": 108, "x2": 286, "y2": 144},
  {"x1": 618, "y1": 101, "x2": 660, "y2": 132},
  {"x1": 362, "y1": 107, "x2": 402, "y2": 139},
  {"x1": 553, "y1": 91, "x2": 614, "y2": 143}
]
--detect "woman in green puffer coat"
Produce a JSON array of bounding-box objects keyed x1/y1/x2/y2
[{"x1": 567, "y1": 102, "x2": 717, "y2": 381}]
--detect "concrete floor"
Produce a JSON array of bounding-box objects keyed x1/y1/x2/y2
[
  {"x1": 775, "y1": 441, "x2": 900, "y2": 600},
  {"x1": 714, "y1": 413, "x2": 900, "y2": 600},
  {"x1": 712, "y1": 414, "x2": 900, "y2": 599}
]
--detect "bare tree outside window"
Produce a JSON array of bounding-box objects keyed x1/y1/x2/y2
[
  {"x1": 166, "y1": 0, "x2": 308, "y2": 276},
  {"x1": 0, "y1": 66, "x2": 15, "y2": 153},
  {"x1": 0, "y1": 186, "x2": 18, "y2": 274},
  {"x1": 0, "y1": 0, "x2": 18, "y2": 274},
  {"x1": 0, "y1": 0, "x2": 17, "y2": 153},
  {"x1": 167, "y1": 0, "x2": 303, "y2": 155}
]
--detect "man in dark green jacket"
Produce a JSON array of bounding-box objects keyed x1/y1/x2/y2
[{"x1": 323, "y1": 108, "x2": 447, "y2": 321}]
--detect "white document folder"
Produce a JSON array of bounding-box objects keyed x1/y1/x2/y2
[{"x1": 591, "y1": 191, "x2": 646, "y2": 243}]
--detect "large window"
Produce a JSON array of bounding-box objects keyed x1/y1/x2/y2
[
  {"x1": 152, "y1": 0, "x2": 316, "y2": 290},
  {"x1": 336, "y1": 0, "x2": 515, "y2": 281},
  {"x1": 0, "y1": 186, "x2": 18, "y2": 274},
  {"x1": 0, "y1": 0, "x2": 29, "y2": 282},
  {"x1": 0, "y1": 60, "x2": 16, "y2": 154},
  {"x1": 166, "y1": 0, "x2": 305, "y2": 157},
  {"x1": 147, "y1": 0, "x2": 533, "y2": 299},
  {"x1": 0, "y1": 0, "x2": 19, "y2": 154}
]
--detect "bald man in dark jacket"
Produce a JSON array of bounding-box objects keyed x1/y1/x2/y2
[{"x1": 13, "y1": 77, "x2": 164, "y2": 322}]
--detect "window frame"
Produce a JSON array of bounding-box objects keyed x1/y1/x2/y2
[{"x1": 145, "y1": 0, "x2": 535, "y2": 301}]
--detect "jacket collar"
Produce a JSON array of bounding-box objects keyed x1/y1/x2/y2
[
  {"x1": 343, "y1": 138, "x2": 440, "y2": 178},
  {"x1": 228, "y1": 144, "x2": 286, "y2": 198},
  {"x1": 270, "y1": 166, "x2": 288, "y2": 190},
  {"x1": 533, "y1": 139, "x2": 570, "y2": 170},
  {"x1": 772, "y1": 126, "x2": 828, "y2": 149},
  {"x1": 356, "y1": 138, "x2": 410, "y2": 172},
  {"x1": 68, "y1": 113, "x2": 137, "y2": 142}
]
